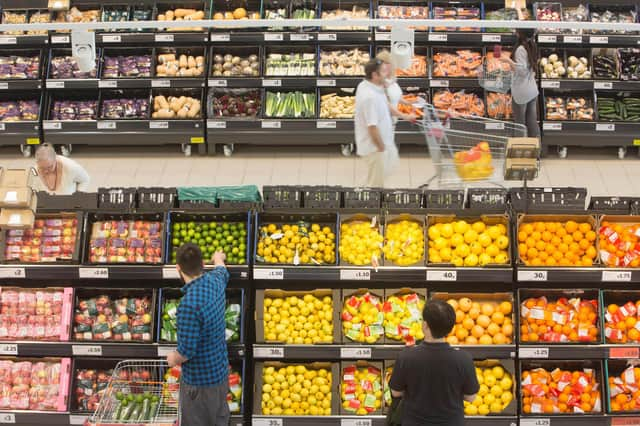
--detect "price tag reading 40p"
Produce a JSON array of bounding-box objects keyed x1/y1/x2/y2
[{"x1": 427, "y1": 270, "x2": 456, "y2": 281}]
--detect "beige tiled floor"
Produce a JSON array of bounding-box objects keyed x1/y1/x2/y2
[{"x1": 0, "y1": 145, "x2": 639, "y2": 197}]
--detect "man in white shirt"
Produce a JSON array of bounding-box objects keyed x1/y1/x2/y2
[{"x1": 355, "y1": 59, "x2": 397, "y2": 188}]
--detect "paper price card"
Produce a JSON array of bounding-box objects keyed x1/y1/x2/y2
[{"x1": 254, "y1": 346, "x2": 284, "y2": 358}]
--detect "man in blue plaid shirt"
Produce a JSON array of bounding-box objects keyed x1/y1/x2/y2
[{"x1": 167, "y1": 243, "x2": 229, "y2": 426}]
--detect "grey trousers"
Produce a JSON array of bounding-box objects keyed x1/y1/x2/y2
[
  {"x1": 512, "y1": 98, "x2": 540, "y2": 138},
  {"x1": 180, "y1": 382, "x2": 230, "y2": 426}
]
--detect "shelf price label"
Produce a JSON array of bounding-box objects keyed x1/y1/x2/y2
[
  {"x1": 482, "y1": 34, "x2": 501, "y2": 43},
  {"x1": 155, "y1": 34, "x2": 174, "y2": 42},
  {"x1": 264, "y1": 33, "x2": 284, "y2": 41},
  {"x1": 429, "y1": 33, "x2": 448, "y2": 42},
  {"x1": 485, "y1": 122, "x2": 505, "y2": 130},
  {"x1": 97, "y1": 121, "x2": 117, "y2": 130},
  {"x1": 563, "y1": 35, "x2": 582, "y2": 43},
  {"x1": 589, "y1": 36, "x2": 609, "y2": 44},
  {"x1": 162, "y1": 267, "x2": 180, "y2": 279},
  {"x1": 151, "y1": 79, "x2": 171, "y2": 88},
  {"x1": 518, "y1": 270, "x2": 547, "y2": 281},
  {"x1": 596, "y1": 123, "x2": 615, "y2": 132},
  {"x1": 69, "y1": 415, "x2": 88, "y2": 425},
  {"x1": 341, "y1": 419, "x2": 372, "y2": 426},
  {"x1": 519, "y1": 347, "x2": 550, "y2": 358},
  {"x1": 430, "y1": 80, "x2": 449, "y2": 88},
  {"x1": 0, "y1": 83, "x2": 8, "y2": 90},
  {"x1": 318, "y1": 33, "x2": 337, "y2": 41},
  {"x1": 209, "y1": 79, "x2": 228, "y2": 87},
  {"x1": 210, "y1": 34, "x2": 231, "y2": 42},
  {"x1": 340, "y1": 269, "x2": 370, "y2": 280},
  {"x1": 543, "y1": 122, "x2": 562, "y2": 131},
  {"x1": 102, "y1": 35, "x2": 122, "y2": 43},
  {"x1": 375, "y1": 33, "x2": 391, "y2": 41},
  {"x1": 72, "y1": 345, "x2": 103, "y2": 356},
  {"x1": 261, "y1": 121, "x2": 281, "y2": 129},
  {"x1": 51, "y1": 35, "x2": 70, "y2": 44},
  {"x1": 541, "y1": 80, "x2": 560, "y2": 89},
  {"x1": 157, "y1": 345, "x2": 175, "y2": 357},
  {"x1": 610, "y1": 347, "x2": 640, "y2": 359},
  {"x1": 46, "y1": 81, "x2": 65, "y2": 89},
  {"x1": 611, "y1": 417, "x2": 640, "y2": 426},
  {"x1": 0, "y1": 268, "x2": 25, "y2": 278},
  {"x1": 0, "y1": 413, "x2": 15, "y2": 424},
  {"x1": 290, "y1": 34, "x2": 311, "y2": 41},
  {"x1": 538, "y1": 35, "x2": 557, "y2": 43},
  {"x1": 427, "y1": 270, "x2": 456, "y2": 281},
  {"x1": 317, "y1": 121, "x2": 337, "y2": 129},
  {"x1": 254, "y1": 346, "x2": 285, "y2": 358},
  {"x1": 252, "y1": 418, "x2": 282, "y2": 426},
  {"x1": 602, "y1": 270, "x2": 632, "y2": 282},
  {"x1": 79, "y1": 267, "x2": 109, "y2": 279},
  {"x1": 262, "y1": 79, "x2": 281, "y2": 87},
  {"x1": 98, "y1": 80, "x2": 118, "y2": 89},
  {"x1": 340, "y1": 347, "x2": 372, "y2": 359},
  {"x1": 208, "y1": 120, "x2": 227, "y2": 129},
  {"x1": 0, "y1": 36, "x2": 16, "y2": 45},
  {"x1": 150, "y1": 121, "x2": 169, "y2": 129},
  {"x1": 0, "y1": 123, "x2": 5, "y2": 131},
  {"x1": 43, "y1": 121, "x2": 62, "y2": 130},
  {"x1": 594, "y1": 81, "x2": 613, "y2": 90},
  {"x1": 520, "y1": 419, "x2": 550, "y2": 426},
  {"x1": 0, "y1": 344, "x2": 17, "y2": 355},
  {"x1": 317, "y1": 79, "x2": 336, "y2": 87},
  {"x1": 254, "y1": 268, "x2": 284, "y2": 279}
]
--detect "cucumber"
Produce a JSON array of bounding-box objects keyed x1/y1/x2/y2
[
  {"x1": 129, "y1": 402, "x2": 142, "y2": 421},
  {"x1": 113, "y1": 402, "x2": 123, "y2": 421},
  {"x1": 148, "y1": 401, "x2": 159, "y2": 421},
  {"x1": 140, "y1": 398, "x2": 150, "y2": 421},
  {"x1": 120, "y1": 401, "x2": 136, "y2": 421}
]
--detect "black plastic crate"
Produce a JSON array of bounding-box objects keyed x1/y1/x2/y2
[
  {"x1": 467, "y1": 188, "x2": 508, "y2": 211},
  {"x1": 138, "y1": 187, "x2": 177, "y2": 211},
  {"x1": 218, "y1": 200, "x2": 261, "y2": 210},
  {"x1": 589, "y1": 196, "x2": 633, "y2": 214},
  {"x1": 383, "y1": 188, "x2": 423, "y2": 209},
  {"x1": 98, "y1": 187, "x2": 137, "y2": 211},
  {"x1": 424, "y1": 190, "x2": 464, "y2": 210},
  {"x1": 263, "y1": 185, "x2": 302, "y2": 209},
  {"x1": 178, "y1": 199, "x2": 218, "y2": 210},
  {"x1": 36, "y1": 191, "x2": 97, "y2": 211},
  {"x1": 303, "y1": 186, "x2": 341, "y2": 209},
  {"x1": 509, "y1": 187, "x2": 587, "y2": 212},
  {"x1": 343, "y1": 187, "x2": 381, "y2": 209},
  {"x1": 633, "y1": 200, "x2": 640, "y2": 215}
]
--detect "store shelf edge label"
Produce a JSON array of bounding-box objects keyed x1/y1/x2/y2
[
  {"x1": 589, "y1": 36, "x2": 609, "y2": 44},
  {"x1": 340, "y1": 347, "x2": 372, "y2": 359},
  {"x1": 51, "y1": 35, "x2": 70, "y2": 44},
  {"x1": 317, "y1": 121, "x2": 337, "y2": 129},
  {"x1": 0, "y1": 268, "x2": 25, "y2": 278},
  {"x1": 596, "y1": 123, "x2": 615, "y2": 132},
  {"x1": 254, "y1": 346, "x2": 284, "y2": 358},
  {"x1": 542, "y1": 122, "x2": 562, "y2": 131},
  {"x1": 482, "y1": 34, "x2": 501, "y2": 43},
  {"x1": 610, "y1": 347, "x2": 640, "y2": 359},
  {"x1": 79, "y1": 267, "x2": 109, "y2": 279},
  {"x1": 69, "y1": 415, "x2": 88, "y2": 425},
  {"x1": 151, "y1": 80, "x2": 171, "y2": 88},
  {"x1": 42, "y1": 121, "x2": 62, "y2": 130},
  {"x1": 602, "y1": 270, "x2": 632, "y2": 282},
  {"x1": 430, "y1": 80, "x2": 449, "y2": 88},
  {"x1": 317, "y1": 79, "x2": 336, "y2": 87},
  {"x1": 429, "y1": 34, "x2": 448, "y2": 42},
  {"x1": 264, "y1": 33, "x2": 284, "y2": 41},
  {"x1": 518, "y1": 270, "x2": 547, "y2": 281},
  {"x1": 261, "y1": 121, "x2": 282, "y2": 129},
  {"x1": 541, "y1": 80, "x2": 560, "y2": 89},
  {"x1": 72, "y1": 345, "x2": 102, "y2": 356},
  {"x1": 210, "y1": 34, "x2": 231, "y2": 42},
  {"x1": 252, "y1": 418, "x2": 282, "y2": 426},
  {"x1": 157, "y1": 345, "x2": 175, "y2": 357},
  {"x1": 0, "y1": 413, "x2": 15, "y2": 424},
  {"x1": 0, "y1": 343, "x2": 17, "y2": 355},
  {"x1": 150, "y1": 121, "x2": 169, "y2": 129},
  {"x1": 340, "y1": 269, "x2": 370, "y2": 280},
  {"x1": 102, "y1": 35, "x2": 121, "y2": 43},
  {"x1": 0, "y1": 83, "x2": 8, "y2": 90},
  {"x1": 0, "y1": 36, "x2": 17, "y2": 45},
  {"x1": 0, "y1": 123, "x2": 5, "y2": 131},
  {"x1": 318, "y1": 33, "x2": 337, "y2": 41},
  {"x1": 98, "y1": 80, "x2": 118, "y2": 89},
  {"x1": 611, "y1": 417, "x2": 640, "y2": 426},
  {"x1": 538, "y1": 35, "x2": 557, "y2": 43},
  {"x1": 97, "y1": 121, "x2": 116, "y2": 130},
  {"x1": 254, "y1": 268, "x2": 284, "y2": 279},
  {"x1": 485, "y1": 122, "x2": 505, "y2": 130},
  {"x1": 262, "y1": 79, "x2": 282, "y2": 87},
  {"x1": 376, "y1": 33, "x2": 391, "y2": 41},
  {"x1": 208, "y1": 120, "x2": 227, "y2": 129},
  {"x1": 46, "y1": 81, "x2": 65, "y2": 89},
  {"x1": 209, "y1": 79, "x2": 228, "y2": 87},
  {"x1": 155, "y1": 34, "x2": 174, "y2": 42},
  {"x1": 162, "y1": 267, "x2": 181, "y2": 279},
  {"x1": 519, "y1": 347, "x2": 549, "y2": 358},
  {"x1": 341, "y1": 419, "x2": 372, "y2": 426},
  {"x1": 427, "y1": 270, "x2": 456, "y2": 281},
  {"x1": 563, "y1": 35, "x2": 582, "y2": 43},
  {"x1": 594, "y1": 81, "x2": 613, "y2": 90},
  {"x1": 290, "y1": 34, "x2": 311, "y2": 41}
]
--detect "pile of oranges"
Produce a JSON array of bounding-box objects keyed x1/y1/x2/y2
[
  {"x1": 522, "y1": 367, "x2": 601, "y2": 414},
  {"x1": 599, "y1": 221, "x2": 640, "y2": 268},
  {"x1": 520, "y1": 296, "x2": 599, "y2": 343},
  {"x1": 445, "y1": 297, "x2": 513, "y2": 345},
  {"x1": 517, "y1": 220, "x2": 597, "y2": 267},
  {"x1": 604, "y1": 301, "x2": 640, "y2": 343},
  {"x1": 609, "y1": 366, "x2": 640, "y2": 412}
]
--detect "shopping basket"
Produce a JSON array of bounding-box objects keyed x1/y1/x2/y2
[
  {"x1": 87, "y1": 360, "x2": 180, "y2": 426},
  {"x1": 477, "y1": 47, "x2": 512, "y2": 94},
  {"x1": 418, "y1": 103, "x2": 526, "y2": 188}
]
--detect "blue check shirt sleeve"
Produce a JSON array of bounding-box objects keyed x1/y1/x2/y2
[
  {"x1": 176, "y1": 303, "x2": 200, "y2": 361},
  {"x1": 211, "y1": 265, "x2": 230, "y2": 284}
]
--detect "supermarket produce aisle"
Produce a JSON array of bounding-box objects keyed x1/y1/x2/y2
[{"x1": 0, "y1": 145, "x2": 638, "y2": 196}]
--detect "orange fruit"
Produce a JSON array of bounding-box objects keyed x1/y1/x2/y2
[
  {"x1": 522, "y1": 224, "x2": 534, "y2": 235},
  {"x1": 586, "y1": 230, "x2": 596, "y2": 241},
  {"x1": 502, "y1": 323, "x2": 513, "y2": 337},
  {"x1": 455, "y1": 327, "x2": 468, "y2": 341},
  {"x1": 545, "y1": 257, "x2": 557, "y2": 266},
  {"x1": 478, "y1": 335, "x2": 493, "y2": 345},
  {"x1": 518, "y1": 231, "x2": 528, "y2": 242},
  {"x1": 579, "y1": 223, "x2": 591, "y2": 233},
  {"x1": 562, "y1": 234, "x2": 574, "y2": 245},
  {"x1": 499, "y1": 301, "x2": 512, "y2": 315},
  {"x1": 572, "y1": 231, "x2": 584, "y2": 242},
  {"x1": 465, "y1": 336, "x2": 478, "y2": 345},
  {"x1": 471, "y1": 325, "x2": 485, "y2": 339},
  {"x1": 477, "y1": 315, "x2": 491, "y2": 328},
  {"x1": 535, "y1": 222, "x2": 546, "y2": 232},
  {"x1": 492, "y1": 311, "x2": 505, "y2": 325},
  {"x1": 462, "y1": 317, "x2": 475, "y2": 330},
  {"x1": 566, "y1": 221, "x2": 578, "y2": 233},
  {"x1": 542, "y1": 231, "x2": 553, "y2": 242}
]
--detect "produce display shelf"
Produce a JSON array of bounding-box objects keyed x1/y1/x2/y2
[
  {"x1": 96, "y1": 77, "x2": 206, "y2": 89},
  {"x1": 375, "y1": 31, "x2": 515, "y2": 45},
  {"x1": 0, "y1": 264, "x2": 250, "y2": 281},
  {"x1": 0, "y1": 341, "x2": 246, "y2": 359},
  {"x1": 208, "y1": 31, "x2": 373, "y2": 44},
  {"x1": 518, "y1": 345, "x2": 640, "y2": 360},
  {"x1": 537, "y1": 33, "x2": 640, "y2": 47},
  {"x1": 0, "y1": 33, "x2": 48, "y2": 47},
  {"x1": 0, "y1": 121, "x2": 40, "y2": 146},
  {"x1": 209, "y1": 77, "x2": 363, "y2": 89},
  {"x1": 252, "y1": 265, "x2": 514, "y2": 283},
  {"x1": 540, "y1": 80, "x2": 640, "y2": 91},
  {"x1": 252, "y1": 344, "x2": 516, "y2": 360},
  {"x1": 516, "y1": 267, "x2": 640, "y2": 284},
  {"x1": 0, "y1": 412, "x2": 245, "y2": 426},
  {"x1": 50, "y1": 32, "x2": 210, "y2": 47},
  {"x1": 251, "y1": 415, "x2": 519, "y2": 426}
]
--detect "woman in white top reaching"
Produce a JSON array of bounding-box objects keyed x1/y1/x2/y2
[
  {"x1": 35, "y1": 144, "x2": 90, "y2": 195},
  {"x1": 500, "y1": 29, "x2": 540, "y2": 139}
]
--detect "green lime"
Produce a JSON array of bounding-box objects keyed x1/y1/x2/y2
[
  {"x1": 172, "y1": 224, "x2": 180, "y2": 232},
  {"x1": 116, "y1": 391, "x2": 124, "y2": 401},
  {"x1": 180, "y1": 230, "x2": 187, "y2": 237},
  {"x1": 187, "y1": 222, "x2": 195, "y2": 229},
  {"x1": 226, "y1": 235, "x2": 234, "y2": 243},
  {"x1": 172, "y1": 238, "x2": 180, "y2": 247},
  {"x1": 187, "y1": 229, "x2": 195, "y2": 237},
  {"x1": 198, "y1": 239, "x2": 206, "y2": 246},
  {"x1": 222, "y1": 223, "x2": 230, "y2": 230},
  {"x1": 232, "y1": 247, "x2": 239, "y2": 255},
  {"x1": 202, "y1": 224, "x2": 209, "y2": 231},
  {"x1": 209, "y1": 222, "x2": 217, "y2": 228},
  {"x1": 206, "y1": 236, "x2": 212, "y2": 243}
]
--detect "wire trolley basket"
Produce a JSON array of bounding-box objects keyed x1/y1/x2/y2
[
  {"x1": 477, "y1": 49, "x2": 513, "y2": 94},
  {"x1": 87, "y1": 360, "x2": 180, "y2": 426},
  {"x1": 418, "y1": 103, "x2": 527, "y2": 188}
]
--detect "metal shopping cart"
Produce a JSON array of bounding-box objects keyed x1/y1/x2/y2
[
  {"x1": 418, "y1": 103, "x2": 527, "y2": 188},
  {"x1": 87, "y1": 360, "x2": 180, "y2": 426}
]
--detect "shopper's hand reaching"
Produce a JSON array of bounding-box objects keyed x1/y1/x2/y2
[{"x1": 212, "y1": 250, "x2": 226, "y2": 267}]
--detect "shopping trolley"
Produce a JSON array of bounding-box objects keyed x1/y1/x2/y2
[
  {"x1": 87, "y1": 360, "x2": 180, "y2": 426},
  {"x1": 418, "y1": 103, "x2": 527, "y2": 188},
  {"x1": 478, "y1": 46, "x2": 512, "y2": 94}
]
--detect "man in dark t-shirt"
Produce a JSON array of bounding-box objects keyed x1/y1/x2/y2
[{"x1": 389, "y1": 299, "x2": 479, "y2": 426}]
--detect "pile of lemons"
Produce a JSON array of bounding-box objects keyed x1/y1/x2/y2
[
  {"x1": 257, "y1": 223, "x2": 336, "y2": 265},
  {"x1": 383, "y1": 220, "x2": 425, "y2": 266},
  {"x1": 428, "y1": 220, "x2": 510, "y2": 266},
  {"x1": 261, "y1": 365, "x2": 332, "y2": 416},
  {"x1": 263, "y1": 294, "x2": 334, "y2": 344},
  {"x1": 464, "y1": 365, "x2": 514, "y2": 416},
  {"x1": 340, "y1": 220, "x2": 384, "y2": 266}
]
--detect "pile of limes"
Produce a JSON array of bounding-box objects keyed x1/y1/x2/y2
[{"x1": 170, "y1": 221, "x2": 247, "y2": 264}]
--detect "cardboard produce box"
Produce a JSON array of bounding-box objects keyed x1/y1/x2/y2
[
  {"x1": 0, "y1": 188, "x2": 35, "y2": 209},
  {"x1": 340, "y1": 360, "x2": 384, "y2": 415},
  {"x1": 382, "y1": 214, "x2": 426, "y2": 267},
  {"x1": 254, "y1": 361, "x2": 339, "y2": 415},
  {"x1": 341, "y1": 288, "x2": 385, "y2": 344},
  {"x1": 506, "y1": 137, "x2": 541, "y2": 159},
  {"x1": 340, "y1": 213, "x2": 384, "y2": 267},
  {"x1": 606, "y1": 359, "x2": 640, "y2": 414},
  {"x1": 0, "y1": 208, "x2": 35, "y2": 229},
  {"x1": 0, "y1": 168, "x2": 36, "y2": 188},
  {"x1": 383, "y1": 287, "x2": 427, "y2": 345},
  {"x1": 601, "y1": 290, "x2": 640, "y2": 344},
  {"x1": 504, "y1": 158, "x2": 538, "y2": 181},
  {"x1": 598, "y1": 215, "x2": 640, "y2": 268},
  {"x1": 255, "y1": 289, "x2": 340, "y2": 344}
]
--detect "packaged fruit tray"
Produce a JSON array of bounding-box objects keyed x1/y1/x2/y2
[
  {"x1": 70, "y1": 357, "x2": 124, "y2": 414},
  {"x1": 254, "y1": 361, "x2": 339, "y2": 416},
  {"x1": 341, "y1": 288, "x2": 385, "y2": 344},
  {"x1": 83, "y1": 212, "x2": 165, "y2": 265},
  {"x1": 516, "y1": 214, "x2": 599, "y2": 267},
  {"x1": 0, "y1": 287, "x2": 73, "y2": 342},
  {"x1": 0, "y1": 212, "x2": 83, "y2": 264},
  {"x1": 518, "y1": 289, "x2": 602, "y2": 344},
  {"x1": 340, "y1": 360, "x2": 383, "y2": 415},
  {"x1": 427, "y1": 214, "x2": 511, "y2": 267},
  {"x1": 256, "y1": 289, "x2": 340, "y2": 344},
  {"x1": 167, "y1": 211, "x2": 250, "y2": 266},
  {"x1": 340, "y1": 213, "x2": 384, "y2": 267},
  {"x1": 431, "y1": 292, "x2": 515, "y2": 346},
  {"x1": 254, "y1": 212, "x2": 338, "y2": 266},
  {"x1": 72, "y1": 288, "x2": 156, "y2": 343},
  {"x1": 520, "y1": 359, "x2": 604, "y2": 415},
  {"x1": 160, "y1": 287, "x2": 245, "y2": 344},
  {"x1": 382, "y1": 288, "x2": 427, "y2": 345},
  {"x1": 606, "y1": 360, "x2": 640, "y2": 414},
  {"x1": 598, "y1": 216, "x2": 640, "y2": 268},
  {"x1": 465, "y1": 359, "x2": 517, "y2": 416},
  {"x1": 383, "y1": 214, "x2": 425, "y2": 267},
  {"x1": 602, "y1": 290, "x2": 640, "y2": 344}
]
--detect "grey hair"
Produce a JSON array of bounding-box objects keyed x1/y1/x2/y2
[{"x1": 35, "y1": 144, "x2": 56, "y2": 163}]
